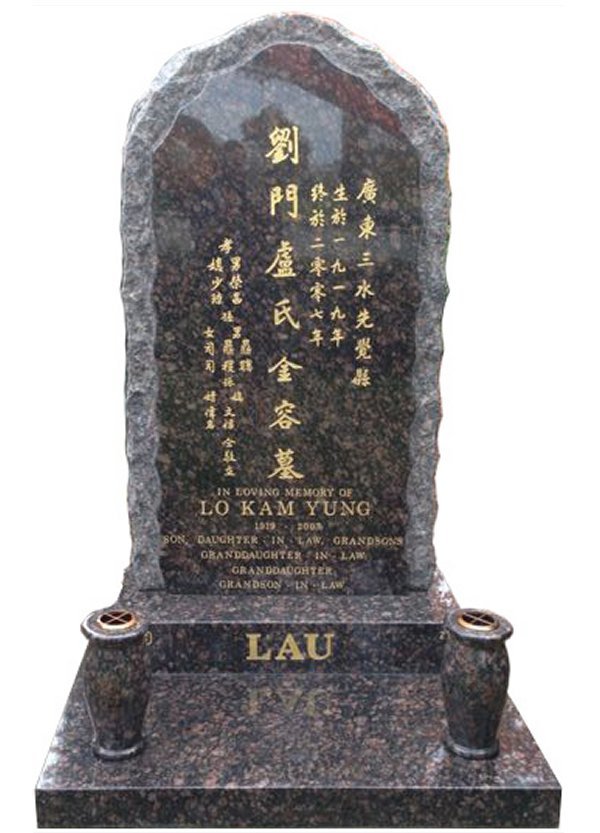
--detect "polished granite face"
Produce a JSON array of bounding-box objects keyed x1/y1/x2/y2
[
  {"x1": 152, "y1": 43, "x2": 422, "y2": 595},
  {"x1": 37, "y1": 15, "x2": 559, "y2": 830},
  {"x1": 121, "y1": 13, "x2": 449, "y2": 593},
  {"x1": 36, "y1": 669, "x2": 560, "y2": 827},
  {"x1": 121, "y1": 569, "x2": 456, "y2": 674}
]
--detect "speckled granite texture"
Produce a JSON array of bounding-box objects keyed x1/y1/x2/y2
[
  {"x1": 36, "y1": 14, "x2": 561, "y2": 827},
  {"x1": 442, "y1": 610, "x2": 513, "y2": 759},
  {"x1": 121, "y1": 11, "x2": 449, "y2": 593},
  {"x1": 80, "y1": 611, "x2": 151, "y2": 759},
  {"x1": 120, "y1": 569, "x2": 456, "y2": 673},
  {"x1": 37, "y1": 670, "x2": 560, "y2": 827}
]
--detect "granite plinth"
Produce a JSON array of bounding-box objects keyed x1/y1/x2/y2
[
  {"x1": 36, "y1": 669, "x2": 560, "y2": 827},
  {"x1": 121, "y1": 569, "x2": 455, "y2": 673}
]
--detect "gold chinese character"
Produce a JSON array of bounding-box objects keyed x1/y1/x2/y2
[
  {"x1": 230, "y1": 255, "x2": 242, "y2": 270},
  {"x1": 219, "y1": 238, "x2": 234, "y2": 254},
  {"x1": 309, "y1": 256, "x2": 327, "y2": 277},
  {"x1": 265, "y1": 125, "x2": 300, "y2": 165},
  {"x1": 240, "y1": 338, "x2": 252, "y2": 356},
  {"x1": 310, "y1": 309, "x2": 324, "y2": 320},
  {"x1": 205, "y1": 359, "x2": 216, "y2": 373},
  {"x1": 266, "y1": 240, "x2": 297, "y2": 278},
  {"x1": 331, "y1": 207, "x2": 347, "y2": 226},
  {"x1": 331, "y1": 327, "x2": 345, "y2": 346},
  {"x1": 239, "y1": 358, "x2": 253, "y2": 372},
  {"x1": 223, "y1": 449, "x2": 237, "y2": 463},
  {"x1": 309, "y1": 282, "x2": 326, "y2": 302},
  {"x1": 355, "y1": 337, "x2": 373, "y2": 360},
  {"x1": 355, "y1": 308, "x2": 374, "y2": 329},
  {"x1": 270, "y1": 400, "x2": 301, "y2": 430},
  {"x1": 331, "y1": 305, "x2": 346, "y2": 321},
  {"x1": 309, "y1": 329, "x2": 324, "y2": 346},
  {"x1": 310, "y1": 182, "x2": 328, "y2": 202},
  {"x1": 358, "y1": 214, "x2": 377, "y2": 240},
  {"x1": 210, "y1": 275, "x2": 224, "y2": 291},
  {"x1": 358, "y1": 251, "x2": 375, "y2": 268},
  {"x1": 204, "y1": 342, "x2": 215, "y2": 356},
  {"x1": 222, "y1": 437, "x2": 236, "y2": 448},
  {"x1": 270, "y1": 184, "x2": 299, "y2": 219},
  {"x1": 223, "y1": 339, "x2": 234, "y2": 356},
  {"x1": 333, "y1": 183, "x2": 349, "y2": 202},
  {"x1": 222, "y1": 377, "x2": 235, "y2": 388},
  {"x1": 203, "y1": 327, "x2": 215, "y2": 339},
  {"x1": 268, "y1": 355, "x2": 303, "y2": 383},
  {"x1": 357, "y1": 177, "x2": 377, "y2": 204},
  {"x1": 231, "y1": 291, "x2": 243, "y2": 305},
  {"x1": 203, "y1": 390, "x2": 217, "y2": 402},
  {"x1": 230, "y1": 390, "x2": 245, "y2": 403},
  {"x1": 268, "y1": 448, "x2": 304, "y2": 480},
  {"x1": 309, "y1": 208, "x2": 326, "y2": 228},
  {"x1": 274, "y1": 298, "x2": 300, "y2": 330},
  {"x1": 231, "y1": 325, "x2": 242, "y2": 339},
  {"x1": 222, "y1": 359, "x2": 235, "y2": 374},
  {"x1": 221, "y1": 310, "x2": 234, "y2": 323},
  {"x1": 331, "y1": 258, "x2": 347, "y2": 274},
  {"x1": 207, "y1": 256, "x2": 223, "y2": 272},
  {"x1": 230, "y1": 275, "x2": 243, "y2": 290},
  {"x1": 210, "y1": 291, "x2": 223, "y2": 305},
  {"x1": 355, "y1": 279, "x2": 374, "y2": 299},
  {"x1": 224, "y1": 464, "x2": 236, "y2": 477},
  {"x1": 351, "y1": 367, "x2": 371, "y2": 387}
]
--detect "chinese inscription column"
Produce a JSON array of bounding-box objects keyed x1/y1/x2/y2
[{"x1": 202, "y1": 237, "x2": 253, "y2": 478}]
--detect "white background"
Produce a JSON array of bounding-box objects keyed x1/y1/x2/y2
[{"x1": 2, "y1": 1, "x2": 598, "y2": 831}]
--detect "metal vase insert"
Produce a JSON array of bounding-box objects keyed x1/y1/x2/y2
[
  {"x1": 81, "y1": 608, "x2": 151, "y2": 761},
  {"x1": 442, "y1": 608, "x2": 513, "y2": 760}
]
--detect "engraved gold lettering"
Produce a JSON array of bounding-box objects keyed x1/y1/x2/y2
[
  {"x1": 305, "y1": 632, "x2": 334, "y2": 661},
  {"x1": 198, "y1": 499, "x2": 230, "y2": 516},
  {"x1": 265, "y1": 125, "x2": 300, "y2": 165},
  {"x1": 268, "y1": 448, "x2": 304, "y2": 481},
  {"x1": 265, "y1": 240, "x2": 297, "y2": 279},
  {"x1": 246, "y1": 633, "x2": 272, "y2": 661},
  {"x1": 246, "y1": 632, "x2": 336, "y2": 663},
  {"x1": 275, "y1": 633, "x2": 304, "y2": 661}
]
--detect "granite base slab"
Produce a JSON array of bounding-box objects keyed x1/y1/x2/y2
[{"x1": 36, "y1": 669, "x2": 560, "y2": 827}]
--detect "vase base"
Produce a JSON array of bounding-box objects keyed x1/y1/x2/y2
[
  {"x1": 445, "y1": 734, "x2": 499, "y2": 760},
  {"x1": 93, "y1": 739, "x2": 145, "y2": 761}
]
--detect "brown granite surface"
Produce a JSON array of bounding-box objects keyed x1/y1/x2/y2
[
  {"x1": 37, "y1": 669, "x2": 560, "y2": 827},
  {"x1": 122, "y1": 12, "x2": 449, "y2": 593}
]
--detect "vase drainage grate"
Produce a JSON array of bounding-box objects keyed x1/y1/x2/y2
[
  {"x1": 96, "y1": 609, "x2": 138, "y2": 632},
  {"x1": 457, "y1": 609, "x2": 499, "y2": 632}
]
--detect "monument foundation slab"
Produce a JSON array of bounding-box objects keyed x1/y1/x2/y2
[{"x1": 37, "y1": 665, "x2": 559, "y2": 827}]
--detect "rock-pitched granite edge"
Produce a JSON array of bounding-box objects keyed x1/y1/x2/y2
[{"x1": 121, "y1": 12, "x2": 450, "y2": 591}]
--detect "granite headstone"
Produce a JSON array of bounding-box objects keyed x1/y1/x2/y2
[{"x1": 122, "y1": 21, "x2": 448, "y2": 595}]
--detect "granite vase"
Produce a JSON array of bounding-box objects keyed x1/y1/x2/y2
[
  {"x1": 442, "y1": 608, "x2": 513, "y2": 760},
  {"x1": 80, "y1": 608, "x2": 151, "y2": 760}
]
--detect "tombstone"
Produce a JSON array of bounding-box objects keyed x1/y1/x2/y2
[{"x1": 36, "y1": 14, "x2": 560, "y2": 828}]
